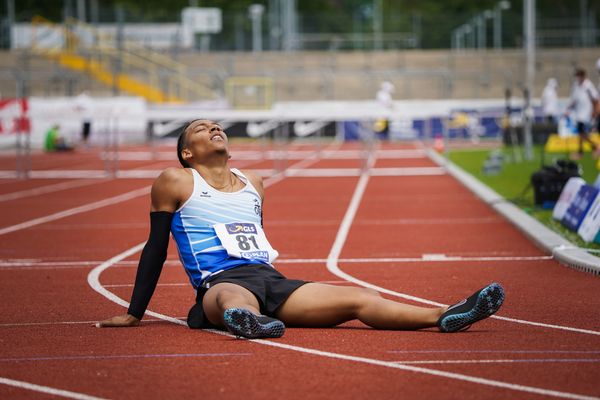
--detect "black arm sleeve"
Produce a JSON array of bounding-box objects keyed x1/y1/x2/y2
[{"x1": 127, "y1": 211, "x2": 173, "y2": 320}]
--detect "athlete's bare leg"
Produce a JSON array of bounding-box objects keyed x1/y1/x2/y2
[
  {"x1": 276, "y1": 283, "x2": 446, "y2": 330},
  {"x1": 202, "y1": 282, "x2": 261, "y2": 327}
]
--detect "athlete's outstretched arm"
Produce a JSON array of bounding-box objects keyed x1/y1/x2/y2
[{"x1": 97, "y1": 168, "x2": 189, "y2": 327}]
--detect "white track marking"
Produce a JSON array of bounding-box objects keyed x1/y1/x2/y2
[
  {"x1": 102, "y1": 280, "x2": 350, "y2": 288},
  {"x1": 114, "y1": 149, "x2": 426, "y2": 161},
  {"x1": 280, "y1": 255, "x2": 554, "y2": 263},
  {"x1": 0, "y1": 167, "x2": 445, "y2": 180},
  {"x1": 392, "y1": 359, "x2": 600, "y2": 365},
  {"x1": 87, "y1": 249, "x2": 598, "y2": 400},
  {"x1": 388, "y1": 350, "x2": 600, "y2": 354},
  {"x1": 325, "y1": 172, "x2": 600, "y2": 336},
  {"x1": 0, "y1": 377, "x2": 106, "y2": 400},
  {"x1": 103, "y1": 282, "x2": 188, "y2": 288},
  {"x1": 0, "y1": 259, "x2": 176, "y2": 268},
  {"x1": 0, "y1": 317, "x2": 187, "y2": 328},
  {"x1": 0, "y1": 353, "x2": 252, "y2": 363},
  {"x1": 0, "y1": 255, "x2": 554, "y2": 269},
  {"x1": 0, "y1": 186, "x2": 150, "y2": 236},
  {"x1": 0, "y1": 180, "x2": 102, "y2": 202}
]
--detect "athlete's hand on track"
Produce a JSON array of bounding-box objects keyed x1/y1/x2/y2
[{"x1": 96, "y1": 314, "x2": 140, "y2": 328}]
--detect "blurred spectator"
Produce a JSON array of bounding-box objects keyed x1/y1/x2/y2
[
  {"x1": 565, "y1": 68, "x2": 600, "y2": 159},
  {"x1": 74, "y1": 91, "x2": 93, "y2": 146},
  {"x1": 44, "y1": 124, "x2": 73, "y2": 152},
  {"x1": 541, "y1": 78, "x2": 559, "y2": 124},
  {"x1": 375, "y1": 81, "x2": 395, "y2": 139},
  {"x1": 376, "y1": 81, "x2": 395, "y2": 108},
  {"x1": 595, "y1": 57, "x2": 600, "y2": 133}
]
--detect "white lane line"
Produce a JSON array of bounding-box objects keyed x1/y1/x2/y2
[
  {"x1": 0, "y1": 255, "x2": 553, "y2": 269},
  {"x1": 0, "y1": 186, "x2": 150, "y2": 236},
  {"x1": 392, "y1": 359, "x2": 600, "y2": 365},
  {"x1": 102, "y1": 280, "x2": 350, "y2": 288},
  {"x1": 280, "y1": 255, "x2": 554, "y2": 264},
  {"x1": 388, "y1": 350, "x2": 600, "y2": 354},
  {"x1": 0, "y1": 376, "x2": 106, "y2": 400},
  {"x1": 114, "y1": 148, "x2": 426, "y2": 161},
  {"x1": 0, "y1": 259, "x2": 176, "y2": 268},
  {"x1": 0, "y1": 353, "x2": 252, "y2": 363},
  {"x1": 0, "y1": 166, "x2": 446, "y2": 180},
  {"x1": 325, "y1": 171, "x2": 600, "y2": 337},
  {"x1": 0, "y1": 317, "x2": 187, "y2": 328},
  {"x1": 0, "y1": 179, "x2": 103, "y2": 203},
  {"x1": 104, "y1": 282, "x2": 188, "y2": 288},
  {"x1": 87, "y1": 248, "x2": 599, "y2": 400},
  {"x1": 278, "y1": 167, "x2": 446, "y2": 178}
]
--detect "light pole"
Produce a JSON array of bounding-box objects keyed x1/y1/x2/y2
[
  {"x1": 481, "y1": 10, "x2": 493, "y2": 49},
  {"x1": 249, "y1": 4, "x2": 264, "y2": 53},
  {"x1": 470, "y1": 16, "x2": 479, "y2": 49},
  {"x1": 473, "y1": 11, "x2": 493, "y2": 50},
  {"x1": 523, "y1": 0, "x2": 535, "y2": 160},
  {"x1": 493, "y1": 0, "x2": 511, "y2": 50},
  {"x1": 467, "y1": 19, "x2": 477, "y2": 49},
  {"x1": 452, "y1": 25, "x2": 463, "y2": 51}
]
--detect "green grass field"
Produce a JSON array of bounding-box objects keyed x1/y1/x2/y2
[{"x1": 446, "y1": 144, "x2": 600, "y2": 250}]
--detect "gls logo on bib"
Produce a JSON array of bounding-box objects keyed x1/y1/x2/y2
[{"x1": 225, "y1": 223, "x2": 257, "y2": 234}]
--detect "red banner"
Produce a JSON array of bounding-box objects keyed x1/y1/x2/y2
[{"x1": 0, "y1": 98, "x2": 30, "y2": 134}]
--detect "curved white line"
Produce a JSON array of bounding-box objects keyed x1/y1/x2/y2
[
  {"x1": 0, "y1": 377, "x2": 106, "y2": 400},
  {"x1": 325, "y1": 172, "x2": 600, "y2": 336},
  {"x1": 87, "y1": 243, "x2": 599, "y2": 400}
]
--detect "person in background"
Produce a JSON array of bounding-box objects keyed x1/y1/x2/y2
[
  {"x1": 595, "y1": 58, "x2": 600, "y2": 133},
  {"x1": 74, "y1": 91, "x2": 93, "y2": 146},
  {"x1": 44, "y1": 124, "x2": 73, "y2": 152},
  {"x1": 565, "y1": 68, "x2": 600, "y2": 159},
  {"x1": 541, "y1": 78, "x2": 559, "y2": 124},
  {"x1": 374, "y1": 81, "x2": 395, "y2": 139}
]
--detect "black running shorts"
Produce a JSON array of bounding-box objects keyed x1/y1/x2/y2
[{"x1": 187, "y1": 264, "x2": 308, "y2": 329}]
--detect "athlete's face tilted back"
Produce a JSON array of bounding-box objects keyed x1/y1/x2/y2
[{"x1": 182, "y1": 119, "x2": 229, "y2": 165}]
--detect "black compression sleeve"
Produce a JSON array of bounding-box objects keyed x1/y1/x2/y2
[{"x1": 127, "y1": 211, "x2": 173, "y2": 320}]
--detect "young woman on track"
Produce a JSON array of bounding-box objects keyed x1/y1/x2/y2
[{"x1": 97, "y1": 119, "x2": 505, "y2": 338}]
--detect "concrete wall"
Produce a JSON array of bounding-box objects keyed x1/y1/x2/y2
[{"x1": 1, "y1": 47, "x2": 598, "y2": 102}]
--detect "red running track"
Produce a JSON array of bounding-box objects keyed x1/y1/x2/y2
[{"x1": 0, "y1": 141, "x2": 599, "y2": 400}]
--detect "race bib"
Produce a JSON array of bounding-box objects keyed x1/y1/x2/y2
[{"x1": 213, "y1": 222, "x2": 279, "y2": 264}]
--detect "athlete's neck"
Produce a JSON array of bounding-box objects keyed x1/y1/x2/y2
[{"x1": 194, "y1": 164, "x2": 239, "y2": 192}]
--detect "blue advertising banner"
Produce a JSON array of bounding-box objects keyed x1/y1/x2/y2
[{"x1": 561, "y1": 184, "x2": 600, "y2": 231}]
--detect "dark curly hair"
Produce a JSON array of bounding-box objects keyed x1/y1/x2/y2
[{"x1": 177, "y1": 119, "x2": 201, "y2": 168}]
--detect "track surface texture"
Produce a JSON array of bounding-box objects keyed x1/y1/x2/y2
[{"x1": 0, "y1": 140, "x2": 599, "y2": 400}]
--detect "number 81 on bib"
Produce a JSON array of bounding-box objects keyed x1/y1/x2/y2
[{"x1": 213, "y1": 222, "x2": 279, "y2": 264}]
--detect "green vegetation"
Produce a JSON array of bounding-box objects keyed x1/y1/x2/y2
[
  {"x1": 447, "y1": 145, "x2": 600, "y2": 250},
  {"x1": 5, "y1": 0, "x2": 597, "y2": 49}
]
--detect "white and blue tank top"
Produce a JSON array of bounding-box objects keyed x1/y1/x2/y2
[{"x1": 171, "y1": 168, "x2": 269, "y2": 288}]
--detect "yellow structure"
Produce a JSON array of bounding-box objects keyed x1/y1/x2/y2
[
  {"x1": 30, "y1": 16, "x2": 214, "y2": 103},
  {"x1": 544, "y1": 133, "x2": 600, "y2": 153}
]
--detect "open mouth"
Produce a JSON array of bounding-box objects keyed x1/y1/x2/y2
[{"x1": 210, "y1": 133, "x2": 225, "y2": 142}]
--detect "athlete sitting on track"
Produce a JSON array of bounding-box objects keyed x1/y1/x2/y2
[{"x1": 97, "y1": 119, "x2": 505, "y2": 338}]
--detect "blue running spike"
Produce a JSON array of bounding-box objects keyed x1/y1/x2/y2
[
  {"x1": 438, "y1": 282, "x2": 505, "y2": 333},
  {"x1": 223, "y1": 308, "x2": 286, "y2": 339}
]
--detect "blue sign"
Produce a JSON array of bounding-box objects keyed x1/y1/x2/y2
[{"x1": 561, "y1": 185, "x2": 599, "y2": 231}]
